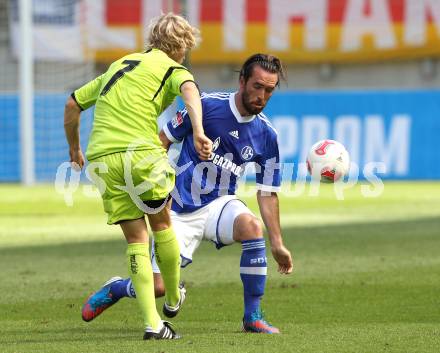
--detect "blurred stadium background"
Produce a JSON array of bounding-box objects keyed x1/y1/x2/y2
[{"x1": 1, "y1": 0, "x2": 440, "y2": 183}]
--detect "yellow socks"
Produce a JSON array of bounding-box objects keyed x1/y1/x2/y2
[
  {"x1": 153, "y1": 227, "x2": 181, "y2": 307},
  {"x1": 126, "y1": 243, "x2": 161, "y2": 330}
]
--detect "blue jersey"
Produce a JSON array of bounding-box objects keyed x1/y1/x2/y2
[{"x1": 163, "y1": 92, "x2": 281, "y2": 213}]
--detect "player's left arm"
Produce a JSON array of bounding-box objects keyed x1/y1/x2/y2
[
  {"x1": 255, "y1": 126, "x2": 293, "y2": 274},
  {"x1": 257, "y1": 191, "x2": 293, "y2": 274}
]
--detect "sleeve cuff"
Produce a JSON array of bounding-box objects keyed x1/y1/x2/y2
[
  {"x1": 163, "y1": 124, "x2": 180, "y2": 143},
  {"x1": 256, "y1": 183, "x2": 281, "y2": 192},
  {"x1": 179, "y1": 80, "x2": 199, "y2": 94},
  {"x1": 70, "y1": 92, "x2": 84, "y2": 111}
]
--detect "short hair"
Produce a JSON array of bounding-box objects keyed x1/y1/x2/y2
[
  {"x1": 239, "y1": 53, "x2": 286, "y2": 87},
  {"x1": 146, "y1": 13, "x2": 200, "y2": 59}
]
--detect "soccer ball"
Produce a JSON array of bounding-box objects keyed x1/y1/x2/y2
[{"x1": 306, "y1": 139, "x2": 350, "y2": 183}]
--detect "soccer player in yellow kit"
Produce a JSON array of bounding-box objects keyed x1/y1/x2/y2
[{"x1": 64, "y1": 13, "x2": 212, "y2": 340}]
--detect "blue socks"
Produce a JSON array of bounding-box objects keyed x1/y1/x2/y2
[
  {"x1": 110, "y1": 278, "x2": 134, "y2": 300},
  {"x1": 240, "y1": 239, "x2": 267, "y2": 321},
  {"x1": 109, "y1": 237, "x2": 268, "y2": 322}
]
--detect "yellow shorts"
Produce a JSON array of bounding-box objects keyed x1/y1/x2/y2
[{"x1": 88, "y1": 150, "x2": 175, "y2": 225}]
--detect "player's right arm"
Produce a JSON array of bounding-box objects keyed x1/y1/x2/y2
[
  {"x1": 71, "y1": 74, "x2": 105, "y2": 110},
  {"x1": 64, "y1": 96, "x2": 84, "y2": 169},
  {"x1": 159, "y1": 129, "x2": 172, "y2": 151},
  {"x1": 64, "y1": 74, "x2": 104, "y2": 169},
  {"x1": 167, "y1": 68, "x2": 211, "y2": 160}
]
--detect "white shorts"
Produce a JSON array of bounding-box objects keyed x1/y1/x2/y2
[{"x1": 151, "y1": 195, "x2": 254, "y2": 273}]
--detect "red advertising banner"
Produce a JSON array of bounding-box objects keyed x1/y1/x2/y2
[
  {"x1": 191, "y1": 0, "x2": 440, "y2": 63},
  {"x1": 10, "y1": 0, "x2": 440, "y2": 63}
]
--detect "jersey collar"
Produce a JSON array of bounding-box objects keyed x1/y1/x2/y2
[{"x1": 229, "y1": 92, "x2": 256, "y2": 123}]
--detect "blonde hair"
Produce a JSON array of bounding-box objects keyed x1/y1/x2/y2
[{"x1": 146, "y1": 13, "x2": 200, "y2": 59}]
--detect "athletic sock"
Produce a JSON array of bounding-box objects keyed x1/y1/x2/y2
[
  {"x1": 153, "y1": 227, "x2": 181, "y2": 307},
  {"x1": 109, "y1": 278, "x2": 132, "y2": 300},
  {"x1": 240, "y1": 238, "x2": 267, "y2": 321},
  {"x1": 126, "y1": 243, "x2": 161, "y2": 330}
]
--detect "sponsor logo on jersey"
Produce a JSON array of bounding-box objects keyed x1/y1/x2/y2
[
  {"x1": 241, "y1": 146, "x2": 254, "y2": 160},
  {"x1": 229, "y1": 130, "x2": 239, "y2": 139},
  {"x1": 208, "y1": 137, "x2": 243, "y2": 176},
  {"x1": 209, "y1": 152, "x2": 243, "y2": 176},
  {"x1": 172, "y1": 112, "x2": 184, "y2": 128}
]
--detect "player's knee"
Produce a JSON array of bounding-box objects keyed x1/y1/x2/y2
[
  {"x1": 153, "y1": 273, "x2": 165, "y2": 298},
  {"x1": 155, "y1": 286, "x2": 165, "y2": 298},
  {"x1": 247, "y1": 217, "x2": 264, "y2": 238},
  {"x1": 154, "y1": 274, "x2": 166, "y2": 297},
  {"x1": 147, "y1": 213, "x2": 171, "y2": 232},
  {"x1": 234, "y1": 214, "x2": 264, "y2": 241}
]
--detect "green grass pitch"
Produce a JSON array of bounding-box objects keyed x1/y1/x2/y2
[{"x1": 1, "y1": 182, "x2": 439, "y2": 352}]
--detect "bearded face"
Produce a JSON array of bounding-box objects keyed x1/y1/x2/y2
[{"x1": 239, "y1": 65, "x2": 278, "y2": 116}]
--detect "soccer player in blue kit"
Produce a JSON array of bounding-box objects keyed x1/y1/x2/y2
[{"x1": 82, "y1": 54, "x2": 294, "y2": 334}]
